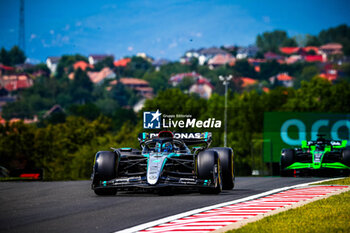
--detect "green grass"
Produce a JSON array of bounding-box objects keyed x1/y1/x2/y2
[
  {"x1": 312, "y1": 176, "x2": 350, "y2": 185},
  {"x1": 227, "y1": 177, "x2": 350, "y2": 233}
]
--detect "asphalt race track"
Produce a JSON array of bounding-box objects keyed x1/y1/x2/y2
[{"x1": 0, "y1": 177, "x2": 328, "y2": 233}]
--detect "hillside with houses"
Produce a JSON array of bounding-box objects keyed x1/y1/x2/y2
[
  {"x1": 1, "y1": 24, "x2": 350, "y2": 178},
  {"x1": 1, "y1": 25, "x2": 350, "y2": 124}
]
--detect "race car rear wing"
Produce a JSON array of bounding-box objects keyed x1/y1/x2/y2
[
  {"x1": 301, "y1": 140, "x2": 347, "y2": 149},
  {"x1": 138, "y1": 132, "x2": 212, "y2": 145}
]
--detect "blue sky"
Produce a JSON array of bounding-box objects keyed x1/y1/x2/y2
[{"x1": 1, "y1": 0, "x2": 350, "y2": 63}]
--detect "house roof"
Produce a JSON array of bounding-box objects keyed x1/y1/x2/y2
[
  {"x1": 43, "y1": 104, "x2": 64, "y2": 118},
  {"x1": 134, "y1": 86, "x2": 154, "y2": 92},
  {"x1": 189, "y1": 83, "x2": 213, "y2": 99},
  {"x1": 262, "y1": 87, "x2": 270, "y2": 93},
  {"x1": 170, "y1": 72, "x2": 206, "y2": 83},
  {"x1": 119, "y1": 78, "x2": 149, "y2": 86},
  {"x1": 46, "y1": 56, "x2": 61, "y2": 63},
  {"x1": 277, "y1": 73, "x2": 294, "y2": 81},
  {"x1": 73, "y1": 61, "x2": 93, "y2": 71},
  {"x1": 304, "y1": 46, "x2": 319, "y2": 53},
  {"x1": 198, "y1": 47, "x2": 228, "y2": 56},
  {"x1": 197, "y1": 78, "x2": 214, "y2": 89},
  {"x1": 0, "y1": 64, "x2": 15, "y2": 71},
  {"x1": 279, "y1": 47, "x2": 300, "y2": 54},
  {"x1": 0, "y1": 116, "x2": 5, "y2": 124},
  {"x1": 114, "y1": 58, "x2": 131, "y2": 67},
  {"x1": 319, "y1": 69, "x2": 338, "y2": 81},
  {"x1": 285, "y1": 55, "x2": 302, "y2": 64},
  {"x1": 320, "y1": 43, "x2": 342, "y2": 50},
  {"x1": 208, "y1": 54, "x2": 236, "y2": 66},
  {"x1": 89, "y1": 54, "x2": 112, "y2": 59},
  {"x1": 240, "y1": 77, "x2": 258, "y2": 87},
  {"x1": 304, "y1": 55, "x2": 324, "y2": 62},
  {"x1": 87, "y1": 67, "x2": 115, "y2": 84},
  {"x1": 1, "y1": 74, "x2": 33, "y2": 91},
  {"x1": 152, "y1": 59, "x2": 170, "y2": 66},
  {"x1": 264, "y1": 52, "x2": 284, "y2": 60}
]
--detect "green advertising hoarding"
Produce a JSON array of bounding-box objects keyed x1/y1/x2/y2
[{"x1": 263, "y1": 112, "x2": 350, "y2": 163}]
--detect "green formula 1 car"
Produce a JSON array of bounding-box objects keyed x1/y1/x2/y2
[{"x1": 280, "y1": 134, "x2": 350, "y2": 176}]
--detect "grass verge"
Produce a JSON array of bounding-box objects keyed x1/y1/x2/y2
[
  {"x1": 312, "y1": 176, "x2": 350, "y2": 185},
  {"x1": 227, "y1": 177, "x2": 350, "y2": 233}
]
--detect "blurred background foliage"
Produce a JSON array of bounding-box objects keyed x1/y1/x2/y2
[{"x1": 1, "y1": 77, "x2": 350, "y2": 179}]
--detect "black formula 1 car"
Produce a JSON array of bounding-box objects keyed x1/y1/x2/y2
[
  {"x1": 91, "y1": 131, "x2": 235, "y2": 195},
  {"x1": 280, "y1": 134, "x2": 350, "y2": 176}
]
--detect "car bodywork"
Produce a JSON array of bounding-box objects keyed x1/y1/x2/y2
[
  {"x1": 280, "y1": 135, "x2": 350, "y2": 175},
  {"x1": 92, "y1": 131, "x2": 232, "y2": 193}
]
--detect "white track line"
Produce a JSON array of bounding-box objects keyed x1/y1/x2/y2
[{"x1": 115, "y1": 178, "x2": 343, "y2": 233}]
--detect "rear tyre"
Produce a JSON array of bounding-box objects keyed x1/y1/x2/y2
[
  {"x1": 92, "y1": 151, "x2": 118, "y2": 196},
  {"x1": 197, "y1": 150, "x2": 222, "y2": 194},
  {"x1": 211, "y1": 147, "x2": 235, "y2": 190},
  {"x1": 280, "y1": 149, "x2": 294, "y2": 177}
]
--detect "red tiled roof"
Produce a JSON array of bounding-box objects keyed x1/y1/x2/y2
[
  {"x1": 197, "y1": 78, "x2": 214, "y2": 89},
  {"x1": 134, "y1": 87, "x2": 153, "y2": 92},
  {"x1": 208, "y1": 54, "x2": 235, "y2": 66},
  {"x1": 119, "y1": 78, "x2": 149, "y2": 85},
  {"x1": 305, "y1": 55, "x2": 324, "y2": 62},
  {"x1": 304, "y1": 46, "x2": 319, "y2": 53},
  {"x1": 280, "y1": 47, "x2": 300, "y2": 54},
  {"x1": 87, "y1": 67, "x2": 115, "y2": 84},
  {"x1": 0, "y1": 64, "x2": 14, "y2": 71},
  {"x1": 240, "y1": 77, "x2": 257, "y2": 87},
  {"x1": 319, "y1": 69, "x2": 337, "y2": 81},
  {"x1": 320, "y1": 43, "x2": 342, "y2": 50},
  {"x1": 277, "y1": 73, "x2": 294, "y2": 81},
  {"x1": 262, "y1": 87, "x2": 270, "y2": 93},
  {"x1": 0, "y1": 116, "x2": 5, "y2": 124},
  {"x1": 114, "y1": 58, "x2": 131, "y2": 67},
  {"x1": 73, "y1": 61, "x2": 93, "y2": 71},
  {"x1": 1, "y1": 74, "x2": 33, "y2": 91}
]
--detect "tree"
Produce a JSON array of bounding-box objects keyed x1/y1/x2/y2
[
  {"x1": 93, "y1": 56, "x2": 114, "y2": 71},
  {"x1": 123, "y1": 56, "x2": 153, "y2": 77},
  {"x1": 178, "y1": 76, "x2": 195, "y2": 92},
  {"x1": 110, "y1": 82, "x2": 133, "y2": 107},
  {"x1": 294, "y1": 65, "x2": 319, "y2": 88},
  {"x1": 318, "y1": 24, "x2": 350, "y2": 55},
  {"x1": 68, "y1": 103, "x2": 102, "y2": 121},
  {"x1": 56, "y1": 54, "x2": 88, "y2": 78},
  {"x1": 0, "y1": 46, "x2": 26, "y2": 66},
  {"x1": 69, "y1": 69, "x2": 94, "y2": 104},
  {"x1": 9, "y1": 46, "x2": 26, "y2": 65},
  {"x1": 0, "y1": 47, "x2": 10, "y2": 65},
  {"x1": 234, "y1": 59, "x2": 257, "y2": 78},
  {"x1": 305, "y1": 35, "x2": 321, "y2": 46},
  {"x1": 256, "y1": 30, "x2": 296, "y2": 53},
  {"x1": 258, "y1": 60, "x2": 281, "y2": 80},
  {"x1": 282, "y1": 38, "x2": 298, "y2": 47},
  {"x1": 143, "y1": 72, "x2": 170, "y2": 93}
]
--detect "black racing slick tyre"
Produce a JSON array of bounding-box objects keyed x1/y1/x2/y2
[
  {"x1": 280, "y1": 149, "x2": 294, "y2": 177},
  {"x1": 342, "y1": 149, "x2": 350, "y2": 167},
  {"x1": 197, "y1": 150, "x2": 222, "y2": 194},
  {"x1": 92, "y1": 151, "x2": 118, "y2": 196},
  {"x1": 211, "y1": 147, "x2": 235, "y2": 190}
]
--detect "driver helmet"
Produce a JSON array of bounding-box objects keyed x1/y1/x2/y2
[
  {"x1": 162, "y1": 142, "x2": 173, "y2": 152},
  {"x1": 155, "y1": 142, "x2": 162, "y2": 152}
]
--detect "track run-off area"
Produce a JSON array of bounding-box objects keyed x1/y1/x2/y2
[{"x1": 0, "y1": 177, "x2": 338, "y2": 233}]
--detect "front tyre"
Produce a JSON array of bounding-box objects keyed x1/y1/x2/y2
[
  {"x1": 280, "y1": 149, "x2": 295, "y2": 177},
  {"x1": 92, "y1": 151, "x2": 118, "y2": 196},
  {"x1": 211, "y1": 147, "x2": 235, "y2": 190},
  {"x1": 197, "y1": 150, "x2": 222, "y2": 194}
]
